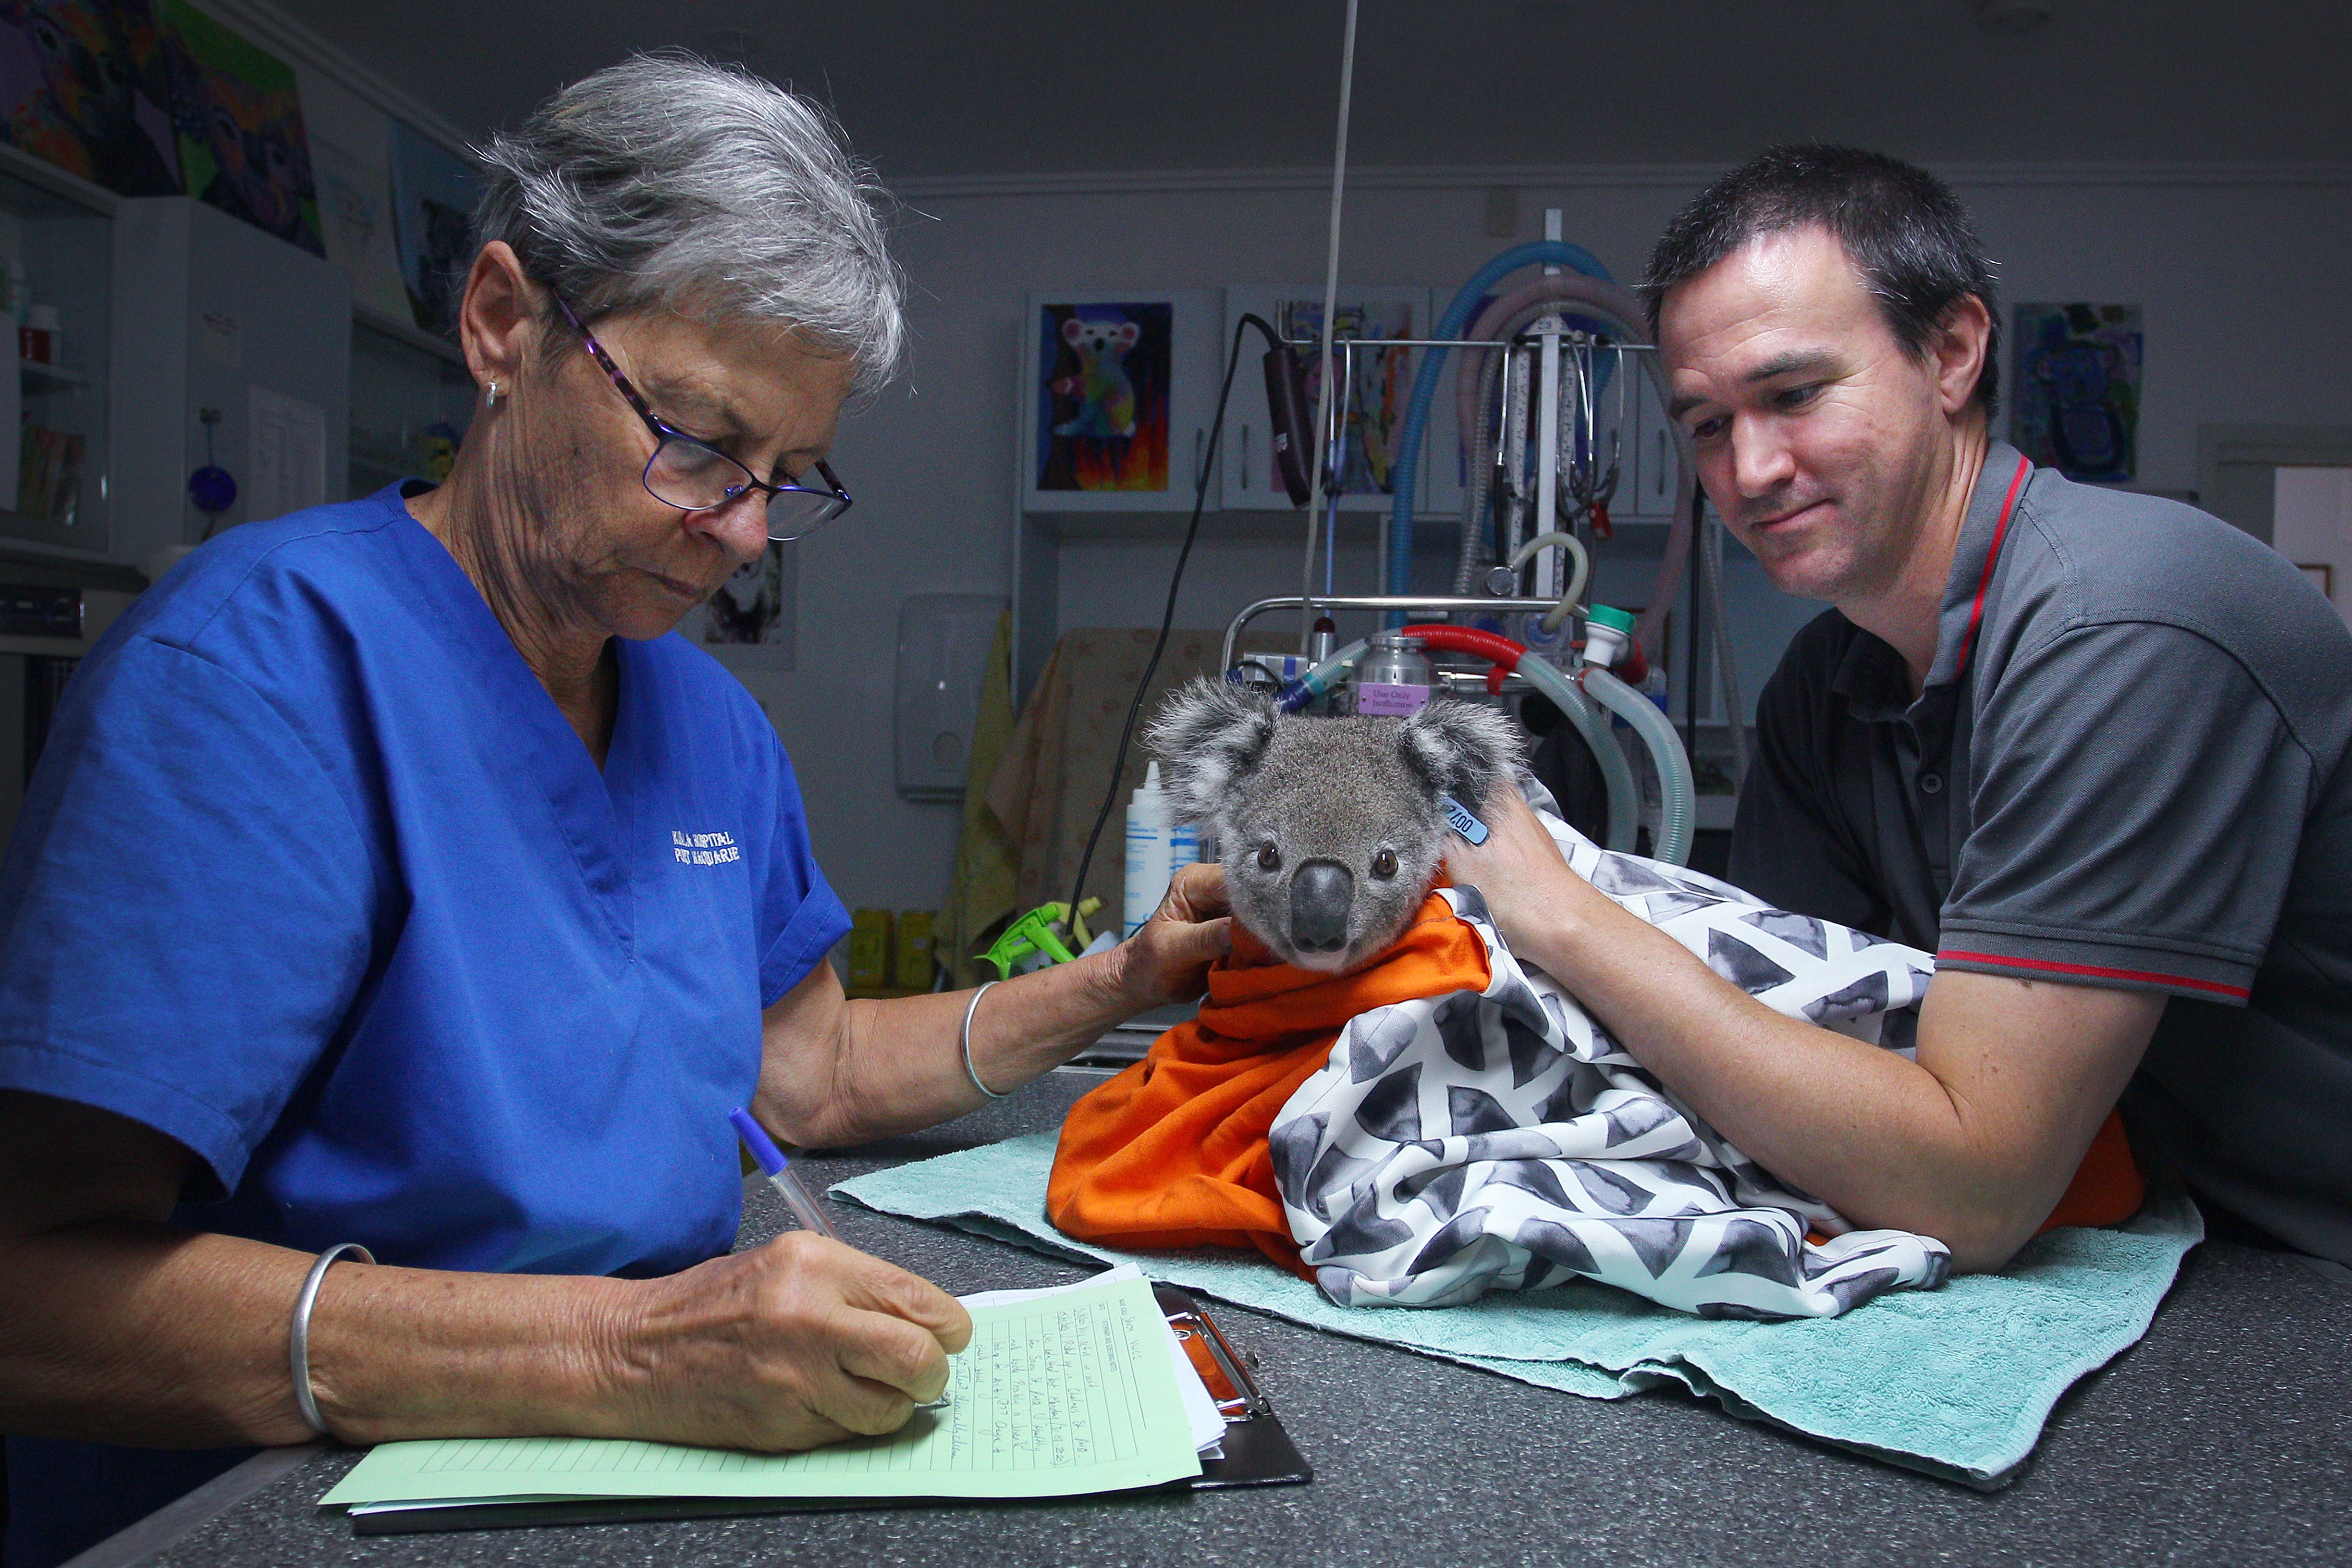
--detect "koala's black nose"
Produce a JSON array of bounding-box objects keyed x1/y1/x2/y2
[{"x1": 1289, "y1": 860, "x2": 1354, "y2": 952}]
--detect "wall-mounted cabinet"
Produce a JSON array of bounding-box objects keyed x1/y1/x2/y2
[
  {"x1": 112, "y1": 196, "x2": 352, "y2": 575},
  {"x1": 0, "y1": 160, "x2": 114, "y2": 557},
  {"x1": 0, "y1": 146, "x2": 361, "y2": 583}
]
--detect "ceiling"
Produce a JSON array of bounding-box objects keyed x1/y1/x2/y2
[{"x1": 276, "y1": 0, "x2": 2349, "y2": 180}]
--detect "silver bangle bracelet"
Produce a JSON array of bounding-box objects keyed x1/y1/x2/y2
[
  {"x1": 961, "y1": 980, "x2": 1006, "y2": 1099},
  {"x1": 289, "y1": 1242, "x2": 374, "y2": 1436}
]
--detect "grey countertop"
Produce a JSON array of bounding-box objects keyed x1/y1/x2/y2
[{"x1": 106, "y1": 1072, "x2": 2352, "y2": 1568}]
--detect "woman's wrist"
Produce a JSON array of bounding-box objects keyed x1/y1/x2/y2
[
  {"x1": 560, "y1": 1272, "x2": 657, "y2": 1437},
  {"x1": 1032, "y1": 947, "x2": 1139, "y2": 1053},
  {"x1": 308, "y1": 1265, "x2": 646, "y2": 1444},
  {"x1": 1090, "y1": 937, "x2": 1160, "y2": 1017}
]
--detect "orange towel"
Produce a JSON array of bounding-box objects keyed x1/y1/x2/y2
[
  {"x1": 2039, "y1": 1110, "x2": 2143, "y2": 1233},
  {"x1": 1048, "y1": 893, "x2": 1491, "y2": 1274},
  {"x1": 1050, "y1": 894, "x2": 2143, "y2": 1269}
]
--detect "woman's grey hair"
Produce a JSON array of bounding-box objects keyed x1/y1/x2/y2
[{"x1": 473, "y1": 53, "x2": 906, "y2": 394}]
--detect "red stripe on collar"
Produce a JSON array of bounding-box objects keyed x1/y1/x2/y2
[{"x1": 1955, "y1": 452, "x2": 2032, "y2": 681}]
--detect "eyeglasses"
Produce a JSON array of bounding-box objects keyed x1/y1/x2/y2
[{"x1": 551, "y1": 294, "x2": 852, "y2": 542}]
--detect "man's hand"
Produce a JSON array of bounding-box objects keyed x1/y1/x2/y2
[
  {"x1": 1441, "y1": 782, "x2": 1589, "y2": 949},
  {"x1": 1106, "y1": 861, "x2": 1232, "y2": 1012},
  {"x1": 600, "y1": 1231, "x2": 973, "y2": 1451}
]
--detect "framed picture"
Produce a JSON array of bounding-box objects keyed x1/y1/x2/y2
[
  {"x1": 299, "y1": 70, "x2": 409, "y2": 320},
  {"x1": 692, "y1": 541, "x2": 796, "y2": 671},
  {"x1": 0, "y1": 0, "x2": 182, "y2": 196},
  {"x1": 388, "y1": 119, "x2": 475, "y2": 336},
  {"x1": 2012, "y1": 302, "x2": 2142, "y2": 483},
  {"x1": 1219, "y1": 285, "x2": 1430, "y2": 514},
  {"x1": 159, "y1": 0, "x2": 322, "y2": 256},
  {"x1": 1018, "y1": 289, "x2": 1221, "y2": 512}
]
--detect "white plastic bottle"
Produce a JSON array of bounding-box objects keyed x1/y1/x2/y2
[
  {"x1": 1170, "y1": 819, "x2": 1200, "y2": 882},
  {"x1": 1124, "y1": 761, "x2": 1178, "y2": 939}
]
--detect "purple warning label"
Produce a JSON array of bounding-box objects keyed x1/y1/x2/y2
[{"x1": 1355, "y1": 683, "x2": 1430, "y2": 716}]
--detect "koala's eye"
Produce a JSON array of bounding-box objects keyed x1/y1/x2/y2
[
  {"x1": 1372, "y1": 848, "x2": 1399, "y2": 879},
  {"x1": 1256, "y1": 843, "x2": 1282, "y2": 872}
]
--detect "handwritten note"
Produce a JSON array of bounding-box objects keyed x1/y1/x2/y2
[{"x1": 321, "y1": 1273, "x2": 1202, "y2": 1507}]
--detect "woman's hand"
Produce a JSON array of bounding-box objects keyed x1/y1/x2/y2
[
  {"x1": 1106, "y1": 861, "x2": 1232, "y2": 1012},
  {"x1": 597, "y1": 1231, "x2": 973, "y2": 1451},
  {"x1": 1441, "y1": 782, "x2": 1593, "y2": 954}
]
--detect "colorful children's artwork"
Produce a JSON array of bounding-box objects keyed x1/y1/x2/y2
[
  {"x1": 1276, "y1": 297, "x2": 1416, "y2": 497},
  {"x1": 158, "y1": 0, "x2": 320, "y2": 255},
  {"x1": 1035, "y1": 301, "x2": 1173, "y2": 493},
  {"x1": 388, "y1": 118, "x2": 474, "y2": 335},
  {"x1": 2011, "y1": 302, "x2": 2142, "y2": 483},
  {"x1": 300, "y1": 69, "x2": 409, "y2": 320},
  {"x1": 0, "y1": 0, "x2": 181, "y2": 196}
]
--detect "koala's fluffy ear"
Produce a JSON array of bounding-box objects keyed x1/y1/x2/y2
[
  {"x1": 1398, "y1": 699, "x2": 1525, "y2": 808},
  {"x1": 1144, "y1": 678, "x2": 1279, "y2": 822}
]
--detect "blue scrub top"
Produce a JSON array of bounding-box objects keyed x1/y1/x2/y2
[{"x1": 0, "y1": 486, "x2": 851, "y2": 1565}]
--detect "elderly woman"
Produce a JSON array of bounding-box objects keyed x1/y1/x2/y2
[{"x1": 0, "y1": 56, "x2": 1227, "y2": 1566}]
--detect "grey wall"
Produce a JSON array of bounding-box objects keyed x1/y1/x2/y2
[
  {"x1": 746, "y1": 170, "x2": 2352, "y2": 916},
  {"x1": 271, "y1": 0, "x2": 2352, "y2": 183}
]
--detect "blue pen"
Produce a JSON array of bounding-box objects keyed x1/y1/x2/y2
[{"x1": 729, "y1": 1107, "x2": 843, "y2": 1242}]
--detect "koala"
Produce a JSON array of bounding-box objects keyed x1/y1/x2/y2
[{"x1": 1146, "y1": 678, "x2": 1524, "y2": 974}]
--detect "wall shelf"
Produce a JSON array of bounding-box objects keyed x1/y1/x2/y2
[
  {"x1": 1026, "y1": 506, "x2": 1678, "y2": 544},
  {"x1": 355, "y1": 303, "x2": 465, "y2": 368},
  {"x1": 350, "y1": 305, "x2": 473, "y2": 500},
  {"x1": 19, "y1": 359, "x2": 98, "y2": 392},
  {"x1": 0, "y1": 541, "x2": 142, "y2": 589}
]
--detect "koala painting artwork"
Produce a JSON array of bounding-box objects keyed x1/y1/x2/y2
[
  {"x1": 1144, "y1": 678, "x2": 1521, "y2": 972},
  {"x1": 1049, "y1": 313, "x2": 1140, "y2": 440},
  {"x1": 1033, "y1": 299, "x2": 1176, "y2": 493}
]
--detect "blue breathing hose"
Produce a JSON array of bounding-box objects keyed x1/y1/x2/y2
[{"x1": 1387, "y1": 240, "x2": 1615, "y2": 597}]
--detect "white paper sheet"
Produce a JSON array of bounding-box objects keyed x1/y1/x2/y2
[{"x1": 960, "y1": 1262, "x2": 1227, "y2": 1455}]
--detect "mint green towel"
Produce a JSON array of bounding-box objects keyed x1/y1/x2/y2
[{"x1": 832, "y1": 1132, "x2": 2201, "y2": 1488}]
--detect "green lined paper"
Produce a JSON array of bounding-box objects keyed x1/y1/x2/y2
[{"x1": 322, "y1": 1273, "x2": 1202, "y2": 1506}]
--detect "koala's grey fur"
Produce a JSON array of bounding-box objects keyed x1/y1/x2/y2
[{"x1": 1145, "y1": 679, "x2": 1524, "y2": 974}]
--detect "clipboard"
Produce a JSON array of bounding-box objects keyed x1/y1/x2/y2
[
  {"x1": 1153, "y1": 1283, "x2": 1312, "y2": 1491},
  {"x1": 348, "y1": 1285, "x2": 1310, "y2": 1536}
]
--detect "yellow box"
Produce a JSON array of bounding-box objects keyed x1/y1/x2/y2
[
  {"x1": 846, "y1": 908, "x2": 894, "y2": 992},
  {"x1": 894, "y1": 910, "x2": 937, "y2": 992}
]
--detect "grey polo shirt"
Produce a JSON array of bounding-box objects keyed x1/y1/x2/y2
[{"x1": 1731, "y1": 440, "x2": 2352, "y2": 1263}]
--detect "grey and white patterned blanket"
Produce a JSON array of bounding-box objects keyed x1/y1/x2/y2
[{"x1": 1270, "y1": 817, "x2": 1952, "y2": 1319}]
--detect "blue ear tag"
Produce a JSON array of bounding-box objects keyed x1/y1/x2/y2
[{"x1": 1442, "y1": 795, "x2": 1489, "y2": 845}]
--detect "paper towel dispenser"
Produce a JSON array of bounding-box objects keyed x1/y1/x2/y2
[{"x1": 894, "y1": 593, "x2": 1007, "y2": 800}]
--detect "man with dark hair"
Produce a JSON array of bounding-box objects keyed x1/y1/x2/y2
[
  {"x1": 1452, "y1": 144, "x2": 2352, "y2": 1272},
  {"x1": 1644, "y1": 144, "x2": 2003, "y2": 413}
]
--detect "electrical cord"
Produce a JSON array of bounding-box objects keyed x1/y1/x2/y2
[
  {"x1": 1683, "y1": 482, "x2": 1701, "y2": 776},
  {"x1": 1062, "y1": 315, "x2": 1275, "y2": 932}
]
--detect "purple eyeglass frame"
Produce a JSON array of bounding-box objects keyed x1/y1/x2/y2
[{"x1": 550, "y1": 293, "x2": 852, "y2": 539}]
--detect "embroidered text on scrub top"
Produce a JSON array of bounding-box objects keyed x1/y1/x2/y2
[{"x1": 673, "y1": 830, "x2": 743, "y2": 866}]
